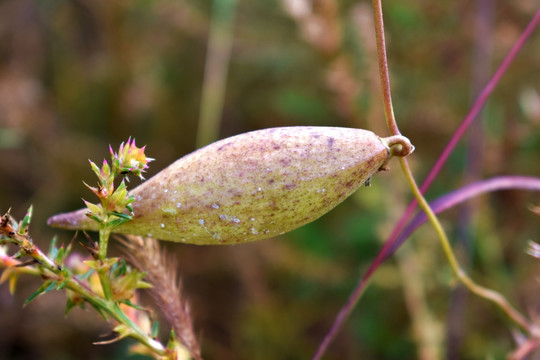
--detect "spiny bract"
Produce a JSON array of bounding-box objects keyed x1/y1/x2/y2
[{"x1": 47, "y1": 127, "x2": 413, "y2": 245}]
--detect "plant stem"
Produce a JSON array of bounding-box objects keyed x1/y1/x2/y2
[
  {"x1": 6, "y1": 230, "x2": 166, "y2": 355},
  {"x1": 372, "y1": 0, "x2": 399, "y2": 136},
  {"x1": 399, "y1": 157, "x2": 536, "y2": 335},
  {"x1": 98, "y1": 227, "x2": 111, "y2": 261},
  {"x1": 314, "y1": 5, "x2": 540, "y2": 359},
  {"x1": 67, "y1": 278, "x2": 165, "y2": 353},
  {"x1": 373, "y1": 0, "x2": 536, "y2": 336},
  {"x1": 97, "y1": 226, "x2": 114, "y2": 300}
]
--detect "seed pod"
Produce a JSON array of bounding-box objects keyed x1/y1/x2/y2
[{"x1": 47, "y1": 127, "x2": 413, "y2": 245}]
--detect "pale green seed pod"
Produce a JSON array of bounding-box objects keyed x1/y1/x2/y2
[{"x1": 47, "y1": 127, "x2": 413, "y2": 245}]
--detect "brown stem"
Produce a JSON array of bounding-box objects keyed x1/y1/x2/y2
[{"x1": 372, "y1": 0, "x2": 399, "y2": 136}]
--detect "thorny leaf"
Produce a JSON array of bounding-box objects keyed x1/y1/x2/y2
[
  {"x1": 84, "y1": 257, "x2": 119, "y2": 271},
  {"x1": 84, "y1": 200, "x2": 104, "y2": 222},
  {"x1": 65, "y1": 289, "x2": 86, "y2": 315},
  {"x1": 48, "y1": 236, "x2": 59, "y2": 260},
  {"x1": 111, "y1": 269, "x2": 148, "y2": 302},
  {"x1": 24, "y1": 280, "x2": 57, "y2": 306},
  {"x1": 107, "y1": 181, "x2": 132, "y2": 214},
  {"x1": 18, "y1": 206, "x2": 33, "y2": 235},
  {"x1": 89, "y1": 160, "x2": 103, "y2": 180}
]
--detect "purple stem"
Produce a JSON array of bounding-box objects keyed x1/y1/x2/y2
[
  {"x1": 388, "y1": 176, "x2": 540, "y2": 257},
  {"x1": 313, "y1": 7, "x2": 540, "y2": 360}
]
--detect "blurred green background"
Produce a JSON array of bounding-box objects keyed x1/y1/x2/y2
[{"x1": 1, "y1": 0, "x2": 540, "y2": 359}]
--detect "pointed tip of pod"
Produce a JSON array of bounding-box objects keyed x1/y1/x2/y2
[{"x1": 47, "y1": 208, "x2": 97, "y2": 231}]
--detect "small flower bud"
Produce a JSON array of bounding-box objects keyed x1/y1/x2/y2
[{"x1": 111, "y1": 138, "x2": 154, "y2": 180}]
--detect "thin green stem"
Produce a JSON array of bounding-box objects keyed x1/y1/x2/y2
[
  {"x1": 97, "y1": 227, "x2": 114, "y2": 301},
  {"x1": 64, "y1": 277, "x2": 164, "y2": 353},
  {"x1": 399, "y1": 157, "x2": 536, "y2": 335},
  {"x1": 6, "y1": 231, "x2": 166, "y2": 355},
  {"x1": 98, "y1": 227, "x2": 111, "y2": 260},
  {"x1": 372, "y1": 0, "x2": 535, "y2": 337}
]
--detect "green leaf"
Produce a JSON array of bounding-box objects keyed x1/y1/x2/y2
[
  {"x1": 24, "y1": 281, "x2": 56, "y2": 306},
  {"x1": 85, "y1": 212, "x2": 104, "y2": 224},
  {"x1": 111, "y1": 158, "x2": 120, "y2": 175},
  {"x1": 110, "y1": 258, "x2": 128, "y2": 276},
  {"x1": 106, "y1": 217, "x2": 131, "y2": 229},
  {"x1": 48, "y1": 236, "x2": 59, "y2": 259},
  {"x1": 65, "y1": 297, "x2": 77, "y2": 315},
  {"x1": 89, "y1": 160, "x2": 101, "y2": 179},
  {"x1": 83, "y1": 260, "x2": 99, "y2": 270},
  {"x1": 44, "y1": 281, "x2": 57, "y2": 293},
  {"x1": 65, "y1": 289, "x2": 86, "y2": 315},
  {"x1": 136, "y1": 280, "x2": 152, "y2": 289},
  {"x1": 116, "y1": 180, "x2": 127, "y2": 192},
  {"x1": 56, "y1": 279, "x2": 68, "y2": 290},
  {"x1": 152, "y1": 321, "x2": 160, "y2": 338},
  {"x1": 18, "y1": 205, "x2": 33, "y2": 235},
  {"x1": 78, "y1": 268, "x2": 95, "y2": 281},
  {"x1": 121, "y1": 299, "x2": 146, "y2": 311},
  {"x1": 111, "y1": 269, "x2": 146, "y2": 302},
  {"x1": 85, "y1": 257, "x2": 119, "y2": 271},
  {"x1": 83, "y1": 181, "x2": 99, "y2": 196},
  {"x1": 63, "y1": 241, "x2": 73, "y2": 264},
  {"x1": 101, "y1": 160, "x2": 111, "y2": 179},
  {"x1": 54, "y1": 245, "x2": 65, "y2": 264},
  {"x1": 167, "y1": 330, "x2": 177, "y2": 350},
  {"x1": 110, "y1": 211, "x2": 132, "y2": 220},
  {"x1": 89, "y1": 303, "x2": 109, "y2": 321},
  {"x1": 84, "y1": 200, "x2": 103, "y2": 217}
]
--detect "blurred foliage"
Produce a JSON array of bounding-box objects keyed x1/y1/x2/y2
[{"x1": 1, "y1": 0, "x2": 540, "y2": 359}]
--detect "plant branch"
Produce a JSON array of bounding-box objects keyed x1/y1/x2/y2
[
  {"x1": 314, "y1": 5, "x2": 540, "y2": 360},
  {"x1": 386, "y1": 6, "x2": 540, "y2": 258},
  {"x1": 0, "y1": 229, "x2": 166, "y2": 355},
  {"x1": 372, "y1": 0, "x2": 399, "y2": 136}
]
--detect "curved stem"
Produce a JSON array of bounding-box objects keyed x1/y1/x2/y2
[
  {"x1": 314, "y1": 5, "x2": 540, "y2": 360},
  {"x1": 399, "y1": 157, "x2": 535, "y2": 335},
  {"x1": 373, "y1": 0, "x2": 536, "y2": 335},
  {"x1": 4, "y1": 230, "x2": 166, "y2": 355},
  {"x1": 372, "y1": 0, "x2": 399, "y2": 136},
  {"x1": 65, "y1": 279, "x2": 165, "y2": 354}
]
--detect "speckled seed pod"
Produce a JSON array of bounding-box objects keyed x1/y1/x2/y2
[{"x1": 47, "y1": 127, "x2": 413, "y2": 245}]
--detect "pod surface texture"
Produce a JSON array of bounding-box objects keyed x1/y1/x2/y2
[{"x1": 48, "y1": 126, "x2": 396, "y2": 245}]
